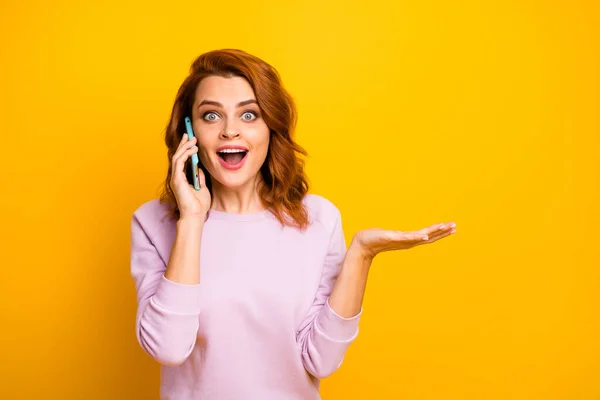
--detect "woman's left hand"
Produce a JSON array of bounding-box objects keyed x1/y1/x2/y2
[{"x1": 350, "y1": 222, "x2": 457, "y2": 261}]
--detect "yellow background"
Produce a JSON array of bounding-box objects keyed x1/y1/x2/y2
[{"x1": 1, "y1": 0, "x2": 598, "y2": 398}]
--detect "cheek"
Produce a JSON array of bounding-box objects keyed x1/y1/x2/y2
[
  {"x1": 252, "y1": 126, "x2": 270, "y2": 148},
  {"x1": 194, "y1": 129, "x2": 216, "y2": 152},
  {"x1": 195, "y1": 126, "x2": 217, "y2": 141},
  {"x1": 196, "y1": 141, "x2": 214, "y2": 166},
  {"x1": 252, "y1": 133, "x2": 270, "y2": 162}
]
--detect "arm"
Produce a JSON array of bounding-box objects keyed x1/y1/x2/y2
[
  {"x1": 332, "y1": 221, "x2": 458, "y2": 318},
  {"x1": 164, "y1": 217, "x2": 204, "y2": 285},
  {"x1": 328, "y1": 245, "x2": 372, "y2": 318},
  {"x1": 130, "y1": 213, "x2": 204, "y2": 366},
  {"x1": 296, "y1": 203, "x2": 457, "y2": 378},
  {"x1": 296, "y1": 210, "x2": 364, "y2": 379},
  {"x1": 327, "y1": 220, "x2": 459, "y2": 318}
]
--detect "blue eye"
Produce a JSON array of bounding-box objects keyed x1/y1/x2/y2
[
  {"x1": 242, "y1": 111, "x2": 257, "y2": 121},
  {"x1": 203, "y1": 112, "x2": 219, "y2": 121},
  {"x1": 202, "y1": 110, "x2": 258, "y2": 122}
]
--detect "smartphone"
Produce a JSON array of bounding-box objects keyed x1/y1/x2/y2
[{"x1": 184, "y1": 116, "x2": 201, "y2": 191}]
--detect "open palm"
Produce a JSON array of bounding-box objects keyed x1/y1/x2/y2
[{"x1": 350, "y1": 222, "x2": 456, "y2": 260}]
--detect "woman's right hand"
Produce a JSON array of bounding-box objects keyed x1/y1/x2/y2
[{"x1": 169, "y1": 133, "x2": 212, "y2": 220}]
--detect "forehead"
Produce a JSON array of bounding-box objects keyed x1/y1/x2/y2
[{"x1": 195, "y1": 76, "x2": 256, "y2": 104}]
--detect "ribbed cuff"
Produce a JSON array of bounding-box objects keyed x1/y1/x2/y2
[
  {"x1": 315, "y1": 297, "x2": 361, "y2": 342},
  {"x1": 152, "y1": 275, "x2": 202, "y2": 315}
]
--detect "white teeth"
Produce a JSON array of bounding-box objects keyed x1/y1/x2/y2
[{"x1": 218, "y1": 149, "x2": 247, "y2": 153}]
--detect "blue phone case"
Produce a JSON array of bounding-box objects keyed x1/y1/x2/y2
[{"x1": 184, "y1": 116, "x2": 201, "y2": 190}]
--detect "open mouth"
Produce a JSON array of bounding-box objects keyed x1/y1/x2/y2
[{"x1": 217, "y1": 150, "x2": 248, "y2": 166}]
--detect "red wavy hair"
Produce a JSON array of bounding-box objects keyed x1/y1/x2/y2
[{"x1": 159, "y1": 49, "x2": 310, "y2": 230}]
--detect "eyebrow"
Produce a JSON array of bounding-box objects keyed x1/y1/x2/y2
[{"x1": 197, "y1": 99, "x2": 258, "y2": 108}]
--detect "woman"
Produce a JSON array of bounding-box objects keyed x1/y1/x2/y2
[{"x1": 130, "y1": 49, "x2": 456, "y2": 399}]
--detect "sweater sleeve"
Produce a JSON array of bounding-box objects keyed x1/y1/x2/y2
[
  {"x1": 296, "y1": 209, "x2": 362, "y2": 379},
  {"x1": 130, "y1": 211, "x2": 202, "y2": 366}
]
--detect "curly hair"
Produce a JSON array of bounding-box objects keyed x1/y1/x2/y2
[{"x1": 158, "y1": 49, "x2": 310, "y2": 230}]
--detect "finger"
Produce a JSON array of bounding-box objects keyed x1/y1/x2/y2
[
  {"x1": 176, "y1": 146, "x2": 199, "y2": 167},
  {"x1": 414, "y1": 225, "x2": 437, "y2": 236},
  {"x1": 419, "y1": 222, "x2": 456, "y2": 235},
  {"x1": 176, "y1": 131, "x2": 188, "y2": 150},
  {"x1": 414, "y1": 228, "x2": 456, "y2": 246},
  {"x1": 393, "y1": 231, "x2": 429, "y2": 241},
  {"x1": 173, "y1": 136, "x2": 198, "y2": 162},
  {"x1": 427, "y1": 228, "x2": 456, "y2": 241},
  {"x1": 172, "y1": 146, "x2": 199, "y2": 180},
  {"x1": 176, "y1": 133, "x2": 196, "y2": 153}
]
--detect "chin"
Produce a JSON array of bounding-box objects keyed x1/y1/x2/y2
[{"x1": 212, "y1": 172, "x2": 254, "y2": 189}]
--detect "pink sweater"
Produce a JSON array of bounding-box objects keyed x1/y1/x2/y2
[{"x1": 130, "y1": 193, "x2": 362, "y2": 399}]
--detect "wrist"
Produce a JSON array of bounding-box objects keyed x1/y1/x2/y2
[
  {"x1": 177, "y1": 215, "x2": 205, "y2": 230},
  {"x1": 345, "y1": 243, "x2": 374, "y2": 271},
  {"x1": 348, "y1": 238, "x2": 375, "y2": 264}
]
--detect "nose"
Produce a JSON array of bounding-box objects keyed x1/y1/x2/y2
[
  {"x1": 220, "y1": 130, "x2": 240, "y2": 139},
  {"x1": 220, "y1": 120, "x2": 242, "y2": 139}
]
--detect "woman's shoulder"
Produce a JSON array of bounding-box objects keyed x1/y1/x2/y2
[
  {"x1": 302, "y1": 193, "x2": 342, "y2": 228},
  {"x1": 131, "y1": 198, "x2": 176, "y2": 235},
  {"x1": 133, "y1": 197, "x2": 173, "y2": 218}
]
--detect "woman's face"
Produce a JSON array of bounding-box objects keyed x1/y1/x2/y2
[{"x1": 191, "y1": 75, "x2": 270, "y2": 189}]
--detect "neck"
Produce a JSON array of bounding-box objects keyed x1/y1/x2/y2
[{"x1": 210, "y1": 175, "x2": 265, "y2": 214}]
